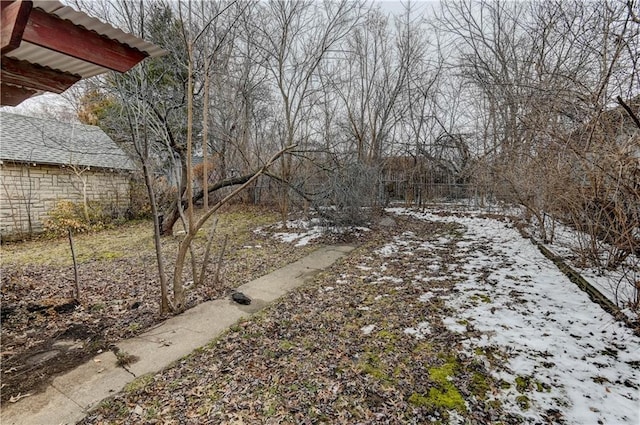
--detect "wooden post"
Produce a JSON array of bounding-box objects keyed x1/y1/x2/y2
[{"x1": 68, "y1": 228, "x2": 79, "y2": 300}]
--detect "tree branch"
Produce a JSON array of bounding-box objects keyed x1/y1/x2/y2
[{"x1": 616, "y1": 96, "x2": 640, "y2": 129}]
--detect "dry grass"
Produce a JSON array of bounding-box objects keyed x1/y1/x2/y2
[
  {"x1": 0, "y1": 204, "x2": 284, "y2": 268},
  {"x1": 1, "y1": 220, "x2": 154, "y2": 267}
]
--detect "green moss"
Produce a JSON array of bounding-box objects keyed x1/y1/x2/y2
[
  {"x1": 196, "y1": 386, "x2": 222, "y2": 416},
  {"x1": 359, "y1": 352, "x2": 389, "y2": 381},
  {"x1": 427, "y1": 386, "x2": 466, "y2": 412},
  {"x1": 470, "y1": 372, "x2": 490, "y2": 399},
  {"x1": 408, "y1": 392, "x2": 431, "y2": 407},
  {"x1": 145, "y1": 401, "x2": 160, "y2": 419},
  {"x1": 279, "y1": 340, "x2": 295, "y2": 351},
  {"x1": 303, "y1": 381, "x2": 319, "y2": 393},
  {"x1": 591, "y1": 376, "x2": 610, "y2": 385},
  {"x1": 90, "y1": 303, "x2": 106, "y2": 312},
  {"x1": 516, "y1": 395, "x2": 530, "y2": 410},
  {"x1": 166, "y1": 380, "x2": 181, "y2": 391},
  {"x1": 407, "y1": 360, "x2": 466, "y2": 413},
  {"x1": 515, "y1": 376, "x2": 530, "y2": 393},
  {"x1": 414, "y1": 342, "x2": 434, "y2": 354},
  {"x1": 264, "y1": 403, "x2": 277, "y2": 416},
  {"x1": 487, "y1": 399, "x2": 502, "y2": 409},
  {"x1": 115, "y1": 350, "x2": 139, "y2": 367},
  {"x1": 127, "y1": 322, "x2": 141, "y2": 332},
  {"x1": 499, "y1": 380, "x2": 511, "y2": 390},
  {"x1": 97, "y1": 250, "x2": 123, "y2": 260},
  {"x1": 208, "y1": 386, "x2": 221, "y2": 402},
  {"x1": 470, "y1": 294, "x2": 491, "y2": 303},
  {"x1": 376, "y1": 330, "x2": 396, "y2": 341},
  {"x1": 478, "y1": 294, "x2": 491, "y2": 303},
  {"x1": 98, "y1": 399, "x2": 113, "y2": 410},
  {"x1": 303, "y1": 339, "x2": 315, "y2": 351},
  {"x1": 430, "y1": 361, "x2": 456, "y2": 382}
]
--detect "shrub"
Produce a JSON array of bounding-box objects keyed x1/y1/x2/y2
[
  {"x1": 43, "y1": 200, "x2": 111, "y2": 237},
  {"x1": 129, "y1": 177, "x2": 152, "y2": 219},
  {"x1": 314, "y1": 163, "x2": 381, "y2": 227}
]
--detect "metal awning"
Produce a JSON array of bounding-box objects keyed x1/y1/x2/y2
[{"x1": 1, "y1": 0, "x2": 166, "y2": 106}]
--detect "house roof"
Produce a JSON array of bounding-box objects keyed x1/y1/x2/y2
[
  {"x1": 1, "y1": 0, "x2": 166, "y2": 106},
  {"x1": 0, "y1": 111, "x2": 136, "y2": 170}
]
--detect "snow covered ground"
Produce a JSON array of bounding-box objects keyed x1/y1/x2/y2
[
  {"x1": 263, "y1": 206, "x2": 638, "y2": 423},
  {"x1": 387, "y1": 207, "x2": 639, "y2": 424},
  {"x1": 257, "y1": 217, "x2": 370, "y2": 247},
  {"x1": 533, "y1": 219, "x2": 639, "y2": 320}
]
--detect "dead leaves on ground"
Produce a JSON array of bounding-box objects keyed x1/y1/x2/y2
[
  {"x1": 80, "y1": 217, "x2": 520, "y2": 425},
  {"x1": 0, "y1": 206, "x2": 318, "y2": 404}
]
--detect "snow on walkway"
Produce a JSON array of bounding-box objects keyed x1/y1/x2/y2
[{"x1": 389, "y1": 208, "x2": 639, "y2": 425}]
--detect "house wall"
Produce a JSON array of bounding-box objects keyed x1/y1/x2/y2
[{"x1": 0, "y1": 162, "x2": 131, "y2": 239}]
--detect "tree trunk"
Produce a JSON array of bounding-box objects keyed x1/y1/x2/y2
[
  {"x1": 142, "y1": 161, "x2": 172, "y2": 313},
  {"x1": 171, "y1": 146, "x2": 295, "y2": 311}
]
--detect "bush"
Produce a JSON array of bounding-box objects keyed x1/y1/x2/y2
[
  {"x1": 43, "y1": 200, "x2": 111, "y2": 237},
  {"x1": 314, "y1": 163, "x2": 381, "y2": 227},
  {"x1": 129, "y1": 177, "x2": 152, "y2": 219}
]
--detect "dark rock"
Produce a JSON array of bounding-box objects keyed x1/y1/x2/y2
[
  {"x1": 1, "y1": 305, "x2": 17, "y2": 320},
  {"x1": 58, "y1": 323, "x2": 94, "y2": 340},
  {"x1": 25, "y1": 349, "x2": 60, "y2": 366},
  {"x1": 231, "y1": 291, "x2": 251, "y2": 305},
  {"x1": 26, "y1": 298, "x2": 79, "y2": 315}
]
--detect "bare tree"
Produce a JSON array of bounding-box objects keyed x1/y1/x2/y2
[
  {"x1": 435, "y1": 0, "x2": 638, "y2": 261},
  {"x1": 250, "y1": 0, "x2": 365, "y2": 222}
]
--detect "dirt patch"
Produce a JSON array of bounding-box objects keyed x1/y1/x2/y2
[{"x1": 1, "y1": 321, "x2": 109, "y2": 402}]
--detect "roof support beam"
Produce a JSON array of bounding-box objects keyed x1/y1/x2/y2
[
  {"x1": 22, "y1": 8, "x2": 148, "y2": 72},
  {"x1": 1, "y1": 56, "x2": 80, "y2": 93},
  {"x1": 1, "y1": 0, "x2": 33, "y2": 54},
  {"x1": 1, "y1": 81, "x2": 36, "y2": 106}
]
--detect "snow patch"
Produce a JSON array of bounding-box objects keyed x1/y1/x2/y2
[
  {"x1": 361, "y1": 324, "x2": 376, "y2": 335},
  {"x1": 403, "y1": 321, "x2": 432, "y2": 339}
]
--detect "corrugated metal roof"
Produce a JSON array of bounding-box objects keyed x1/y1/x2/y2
[
  {"x1": 0, "y1": 111, "x2": 137, "y2": 171},
  {"x1": 34, "y1": 1, "x2": 167, "y2": 58},
  {"x1": 6, "y1": 41, "x2": 111, "y2": 78},
  {"x1": 3, "y1": 0, "x2": 166, "y2": 79}
]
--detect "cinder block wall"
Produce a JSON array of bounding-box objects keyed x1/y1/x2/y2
[{"x1": 0, "y1": 162, "x2": 131, "y2": 238}]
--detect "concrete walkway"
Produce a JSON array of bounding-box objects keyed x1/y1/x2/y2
[{"x1": 1, "y1": 245, "x2": 354, "y2": 425}]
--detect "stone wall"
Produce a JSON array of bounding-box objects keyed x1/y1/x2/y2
[{"x1": 0, "y1": 162, "x2": 131, "y2": 239}]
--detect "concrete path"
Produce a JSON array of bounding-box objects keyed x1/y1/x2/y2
[{"x1": 1, "y1": 245, "x2": 354, "y2": 425}]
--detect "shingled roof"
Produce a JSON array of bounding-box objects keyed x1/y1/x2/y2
[{"x1": 0, "y1": 111, "x2": 136, "y2": 170}]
